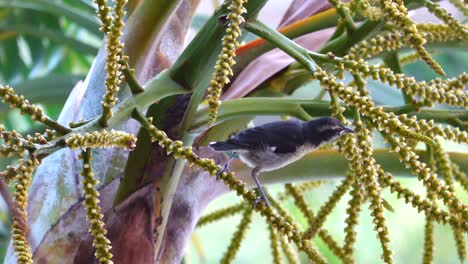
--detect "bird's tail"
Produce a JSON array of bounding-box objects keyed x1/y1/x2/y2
[{"x1": 209, "y1": 140, "x2": 240, "y2": 151}]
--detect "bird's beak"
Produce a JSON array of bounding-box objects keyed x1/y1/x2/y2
[{"x1": 340, "y1": 127, "x2": 354, "y2": 135}]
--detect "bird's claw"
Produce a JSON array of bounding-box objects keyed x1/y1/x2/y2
[
  {"x1": 252, "y1": 194, "x2": 271, "y2": 209},
  {"x1": 216, "y1": 163, "x2": 229, "y2": 180}
]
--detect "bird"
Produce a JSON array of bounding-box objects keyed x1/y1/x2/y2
[{"x1": 209, "y1": 117, "x2": 354, "y2": 207}]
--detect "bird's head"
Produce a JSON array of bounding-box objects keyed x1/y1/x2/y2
[{"x1": 304, "y1": 117, "x2": 354, "y2": 147}]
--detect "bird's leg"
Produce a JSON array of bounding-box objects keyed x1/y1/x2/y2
[
  {"x1": 216, "y1": 152, "x2": 238, "y2": 180},
  {"x1": 251, "y1": 167, "x2": 271, "y2": 208}
]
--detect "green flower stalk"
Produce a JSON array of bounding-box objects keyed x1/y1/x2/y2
[
  {"x1": 348, "y1": 24, "x2": 464, "y2": 60},
  {"x1": 448, "y1": 0, "x2": 468, "y2": 16},
  {"x1": 94, "y1": 0, "x2": 112, "y2": 33},
  {"x1": 378, "y1": 0, "x2": 445, "y2": 76},
  {"x1": 79, "y1": 149, "x2": 113, "y2": 264},
  {"x1": 343, "y1": 178, "x2": 363, "y2": 264},
  {"x1": 399, "y1": 52, "x2": 425, "y2": 66},
  {"x1": 349, "y1": 0, "x2": 383, "y2": 21},
  {"x1": 398, "y1": 115, "x2": 467, "y2": 144},
  {"x1": 303, "y1": 174, "x2": 353, "y2": 239},
  {"x1": 354, "y1": 120, "x2": 393, "y2": 264},
  {"x1": 327, "y1": 0, "x2": 355, "y2": 31},
  {"x1": 433, "y1": 140, "x2": 466, "y2": 262},
  {"x1": 424, "y1": 0, "x2": 468, "y2": 41},
  {"x1": 339, "y1": 58, "x2": 467, "y2": 108},
  {"x1": 376, "y1": 165, "x2": 466, "y2": 231},
  {"x1": 0, "y1": 85, "x2": 71, "y2": 134},
  {"x1": 422, "y1": 217, "x2": 434, "y2": 264},
  {"x1": 268, "y1": 224, "x2": 282, "y2": 264},
  {"x1": 266, "y1": 193, "x2": 327, "y2": 264},
  {"x1": 385, "y1": 134, "x2": 467, "y2": 223},
  {"x1": 0, "y1": 127, "x2": 28, "y2": 158},
  {"x1": 280, "y1": 235, "x2": 300, "y2": 264},
  {"x1": 220, "y1": 207, "x2": 253, "y2": 264},
  {"x1": 65, "y1": 130, "x2": 137, "y2": 150},
  {"x1": 99, "y1": 0, "x2": 127, "y2": 126},
  {"x1": 423, "y1": 148, "x2": 437, "y2": 264},
  {"x1": 422, "y1": 189, "x2": 436, "y2": 264},
  {"x1": 206, "y1": 0, "x2": 248, "y2": 123},
  {"x1": 11, "y1": 158, "x2": 39, "y2": 264},
  {"x1": 452, "y1": 163, "x2": 468, "y2": 192},
  {"x1": 285, "y1": 184, "x2": 346, "y2": 261},
  {"x1": 196, "y1": 203, "x2": 245, "y2": 227}
]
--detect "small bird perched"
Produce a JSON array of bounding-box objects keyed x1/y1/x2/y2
[{"x1": 209, "y1": 117, "x2": 354, "y2": 207}]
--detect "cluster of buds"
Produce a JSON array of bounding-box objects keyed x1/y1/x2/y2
[
  {"x1": 424, "y1": 1, "x2": 468, "y2": 41},
  {"x1": 99, "y1": 0, "x2": 127, "y2": 125},
  {"x1": 342, "y1": 177, "x2": 363, "y2": 262},
  {"x1": 268, "y1": 222, "x2": 282, "y2": 264},
  {"x1": 328, "y1": 82, "x2": 395, "y2": 263},
  {"x1": 353, "y1": 120, "x2": 393, "y2": 263},
  {"x1": 398, "y1": 115, "x2": 467, "y2": 144},
  {"x1": 197, "y1": 203, "x2": 245, "y2": 227},
  {"x1": 285, "y1": 184, "x2": 345, "y2": 261},
  {"x1": 348, "y1": 24, "x2": 464, "y2": 60},
  {"x1": 386, "y1": 135, "x2": 467, "y2": 224},
  {"x1": 303, "y1": 175, "x2": 353, "y2": 239},
  {"x1": 78, "y1": 149, "x2": 113, "y2": 263},
  {"x1": 0, "y1": 126, "x2": 28, "y2": 158},
  {"x1": 376, "y1": 164, "x2": 465, "y2": 230},
  {"x1": 432, "y1": 141, "x2": 467, "y2": 260},
  {"x1": 452, "y1": 163, "x2": 468, "y2": 191},
  {"x1": 339, "y1": 57, "x2": 467, "y2": 107},
  {"x1": 220, "y1": 207, "x2": 253, "y2": 264},
  {"x1": 349, "y1": 0, "x2": 383, "y2": 21},
  {"x1": 206, "y1": 0, "x2": 248, "y2": 123},
  {"x1": 10, "y1": 158, "x2": 39, "y2": 264},
  {"x1": 0, "y1": 85, "x2": 47, "y2": 122},
  {"x1": 379, "y1": 0, "x2": 445, "y2": 75},
  {"x1": 65, "y1": 130, "x2": 137, "y2": 150},
  {"x1": 94, "y1": 0, "x2": 112, "y2": 33}
]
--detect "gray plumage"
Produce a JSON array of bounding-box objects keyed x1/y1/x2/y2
[{"x1": 209, "y1": 117, "x2": 353, "y2": 206}]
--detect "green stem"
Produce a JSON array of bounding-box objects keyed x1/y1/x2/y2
[
  {"x1": 383, "y1": 52, "x2": 413, "y2": 104},
  {"x1": 320, "y1": 19, "x2": 383, "y2": 55},
  {"x1": 190, "y1": 98, "x2": 467, "y2": 131},
  {"x1": 41, "y1": 117, "x2": 72, "y2": 135},
  {"x1": 233, "y1": 8, "x2": 339, "y2": 76},
  {"x1": 121, "y1": 60, "x2": 144, "y2": 94},
  {"x1": 245, "y1": 20, "x2": 317, "y2": 73},
  {"x1": 334, "y1": 5, "x2": 356, "y2": 33}
]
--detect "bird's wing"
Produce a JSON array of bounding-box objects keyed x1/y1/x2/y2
[{"x1": 232, "y1": 120, "x2": 304, "y2": 153}]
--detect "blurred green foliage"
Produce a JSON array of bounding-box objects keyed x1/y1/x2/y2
[{"x1": 0, "y1": 1, "x2": 99, "y2": 261}]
